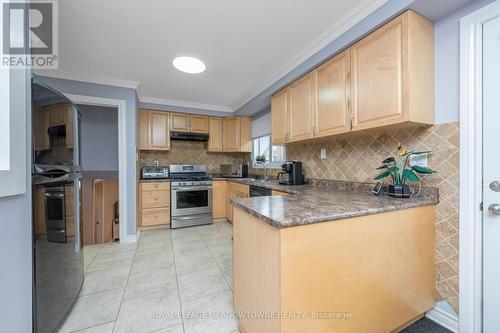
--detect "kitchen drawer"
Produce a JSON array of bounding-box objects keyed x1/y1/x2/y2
[
  {"x1": 230, "y1": 182, "x2": 249, "y2": 196},
  {"x1": 141, "y1": 208, "x2": 170, "y2": 226},
  {"x1": 141, "y1": 190, "x2": 170, "y2": 208},
  {"x1": 141, "y1": 182, "x2": 170, "y2": 191}
]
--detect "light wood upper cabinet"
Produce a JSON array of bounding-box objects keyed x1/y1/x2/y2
[
  {"x1": 270, "y1": 10, "x2": 434, "y2": 143},
  {"x1": 170, "y1": 113, "x2": 190, "y2": 132},
  {"x1": 139, "y1": 109, "x2": 170, "y2": 151},
  {"x1": 289, "y1": 73, "x2": 315, "y2": 142},
  {"x1": 351, "y1": 11, "x2": 434, "y2": 131},
  {"x1": 271, "y1": 89, "x2": 288, "y2": 145},
  {"x1": 190, "y1": 115, "x2": 209, "y2": 133},
  {"x1": 149, "y1": 111, "x2": 170, "y2": 150},
  {"x1": 34, "y1": 108, "x2": 50, "y2": 151},
  {"x1": 315, "y1": 50, "x2": 351, "y2": 137},
  {"x1": 223, "y1": 117, "x2": 251, "y2": 152},
  {"x1": 170, "y1": 113, "x2": 209, "y2": 133},
  {"x1": 223, "y1": 118, "x2": 239, "y2": 151},
  {"x1": 139, "y1": 110, "x2": 150, "y2": 150},
  {"x1": 208, "y1": 117, "x2": 223, "y2": 152}
]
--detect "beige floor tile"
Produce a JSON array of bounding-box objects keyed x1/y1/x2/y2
[
  {"x1": 71, "y1": 321, "x2": 114, "y2": 333},
  {"x1": 113, "y1": 289, "x2": 182, "y2": 333},
  {"x1": 131, "y1": 252, "x2": 174, "y2": 274},
  {"x1": 124, "y1": 267, "x2": 178, "y2": 300},
  {"x1": 206, "y1": 240, "x2": 233, "y2": 257},
  {"x1": 172, "y1": 239, "x2": 208, "y2": 256},
  {"x1": 80, "y1": 266, "x2": 130, "y2": 296},
  {"x1": 86, "y1": 256, "x2": 134, "y2": 273},
  {"x1": 177, "y1": 267, "x2": 230, "y2": 302},
  {"x1": 58, "y1": 289, "x2": 122, "y2": 333},
  {"x1": 182, "y1": 290, "x2": 238, "y2": 333},
  {"x1": 175, "y1": 250, "x2": 218, "y2": 275}
]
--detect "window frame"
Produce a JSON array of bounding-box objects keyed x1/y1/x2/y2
[{"x1": 251, "y1": 134, "x2": 285, "y2": 169}]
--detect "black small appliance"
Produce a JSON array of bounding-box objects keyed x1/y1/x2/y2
[{"x1": 278, "y1": 161, "x2": 304, "y2": 185}]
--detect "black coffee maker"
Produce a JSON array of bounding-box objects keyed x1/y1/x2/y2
[{"x1": 278, "y1": 161, "x2": 304, "y2": 185}]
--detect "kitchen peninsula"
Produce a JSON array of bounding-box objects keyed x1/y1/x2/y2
[{"x1": 231, "y1": 180, "x2": 439, "y2": 333}]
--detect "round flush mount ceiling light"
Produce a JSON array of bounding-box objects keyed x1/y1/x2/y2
[{"x1": 172, "y1": 56, "x2": 206, "y2": 74}]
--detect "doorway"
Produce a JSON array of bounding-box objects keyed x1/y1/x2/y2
[
  {"x1": 481, "y1": 13, "x2": 500, "y2": 333},
  {"x1": 77, "y1": 104, "x2": 120, "y2": 246},
  {"x1": 460, "y1": 2, "x2": 500, "y2": 332}
]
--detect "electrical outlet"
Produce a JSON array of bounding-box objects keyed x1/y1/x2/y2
[
  {"x1": 409, "y1": 154, "x2": 428, "y2": 168},
  {"x1": 153, "y1": 160, "x2": 160, "y2": 167},
  {"x1": 320, "y1": 148, "x2": 327, "y2": 160}
]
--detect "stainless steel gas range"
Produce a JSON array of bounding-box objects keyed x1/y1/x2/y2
[{"x1": 170, "y1": 165, "x2": 213, "y2": 229}]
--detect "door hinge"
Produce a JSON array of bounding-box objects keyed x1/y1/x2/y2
[{"x1": 480, "y1": 202, "x2": 484, "y2": 211}]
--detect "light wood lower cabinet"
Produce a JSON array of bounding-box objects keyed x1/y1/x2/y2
[
  {"x1": 212, "y1": 181, "x2": 226, "y2": 219},
  {"x1": 271, "y1": 190, "x2": 289, "y2": 196},
  {"x1": 233, "y1": 206, "x2": 436, "y2": 333},
  {"x1": 139, "y1": 182, "x2": 171, "y2": 227},
  {"x1": 226, "y1": 182, "x2": 249, "y2": 223}
]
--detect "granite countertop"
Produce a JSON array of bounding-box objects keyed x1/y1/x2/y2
[{"x1": 230, "y1": 179, "x2": 439, "y2": 229}]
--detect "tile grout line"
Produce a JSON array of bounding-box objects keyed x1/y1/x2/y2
[
  {"x1": 170, "y1": 229, "x2": 187, "y2": 333},
  {"x1": 198, "y1": 223, "x2": 233, "y2": 290},
  {"x1": 111, "y1": 239, "x2": 139, "y2": 333},
  {"x1": 69, "y1": 320, "x2": 115, "y2": 333}
]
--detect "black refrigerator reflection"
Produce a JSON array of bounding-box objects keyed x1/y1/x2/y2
[{"x1": 32, "y1": 78, "x2": 84, "y2": 333}]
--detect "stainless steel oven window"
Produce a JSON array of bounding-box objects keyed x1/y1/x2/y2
[{"x1": 171, "y1": 186, "x2": 212, "y2": 217}]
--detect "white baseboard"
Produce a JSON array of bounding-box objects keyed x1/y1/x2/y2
[
  {"x1": 120, "y1": 233, "x2": 138, "y2": 243},
  {"x1": 426, "y1": 306, "x2": 459, "y2": 333}
]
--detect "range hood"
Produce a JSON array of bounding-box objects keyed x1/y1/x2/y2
[{"x1": 171, "y1": 131, "x2": 209, "y2": 141}]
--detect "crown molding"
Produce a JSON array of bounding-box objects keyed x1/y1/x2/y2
[
  {"x1": 140, "y1": 96, "x2": 234, "y2": 113},
  {"x1": 33, "y1": 70, "x2": 141, "y2": 90},
  {"x1": 231, "y1": 0, "x2": 389, "y2": 111}
]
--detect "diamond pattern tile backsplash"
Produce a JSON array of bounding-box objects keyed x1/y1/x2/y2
[
  {"x1": 286, "y1": 122, "x2": 460, "y2": 313},
  {"x1": 140, "y1": 140, "x2": 250, "y2": 174}
]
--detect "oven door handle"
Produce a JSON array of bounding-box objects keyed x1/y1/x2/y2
[
  {"x1": 173, "y1": 215, "x2": 206, "y2": 220},
  {"x1": 173, "y1": 186, "x2": 212, "y2": 191}
]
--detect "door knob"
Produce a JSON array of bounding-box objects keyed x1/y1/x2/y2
[
  {"x1": 490, "y1": 181, "x2": 500, "y2": 192},
  {"x1": 488, "y1": 204, "x2": 500, "y2": 215}
]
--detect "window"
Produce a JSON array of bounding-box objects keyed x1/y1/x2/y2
[{"x1": 252, "y1": 135, "x2": 285, "y2": 168}]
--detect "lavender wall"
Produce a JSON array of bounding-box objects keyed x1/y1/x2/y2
[
  {"x1": 78, "y1": 104, "x2": 119, "y2": 172},
  {"x1": 0, "y1": 70, "x2": 32, "y2": 331}
]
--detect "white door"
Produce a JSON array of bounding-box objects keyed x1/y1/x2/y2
[{"x1": 483, "y1": 14, "x2": 500, "y2": 333}]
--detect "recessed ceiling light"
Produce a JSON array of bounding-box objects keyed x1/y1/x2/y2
[{"x1": 172, "y1": 56, "x2": 206, "y2": 74}]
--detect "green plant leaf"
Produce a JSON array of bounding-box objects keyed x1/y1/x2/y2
[
  {"x1": 403, "y1": 169, "x2": 420, "y2": 182},
  {"x1": 410, "y1": 151, "x2": 431, "y2": 155},
  {"x1": 412, "y1": 165, "x2": 436, "y2": 174},
  {"x1": 376, "y1": 165, "x2": 388, "y2": 170},
  {"x1": 374, "y1": 171, "x2": 391, "y2": 180},
  {"x1": 386, "y1": 166, "x2": 399, "y2": 173},
  {"x1": 382, "y1": 157, "x2": 395, "y2": 164}
]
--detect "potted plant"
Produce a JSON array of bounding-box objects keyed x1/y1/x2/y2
[
  {"x1": 374, "y1": 144, "x2": 437, "y2": 198},
  {"x1": 255, "y1": 154, "x2": 267, "y2": 163}
]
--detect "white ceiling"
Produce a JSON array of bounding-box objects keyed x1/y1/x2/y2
[{"x1": 40, "y1": 0, "x2": 390, "y2": 112}]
